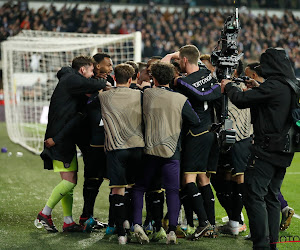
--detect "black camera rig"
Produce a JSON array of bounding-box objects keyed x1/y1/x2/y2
[
  {"x1": 211, "y1": 8, "x2": 243, "y2": 81},
  {"x1": 210, "y1": 8, "x2": 243, "y2": 150},
  {"x1": 233, "y1": 76, "x2": 249, "y2": 83}
]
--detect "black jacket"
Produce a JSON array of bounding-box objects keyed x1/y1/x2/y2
[
  {"x1": 86, "y1": 93, "x2": 105, "y2": 147},
  {"x1": 41, "y1": 67, "x2": 107, "y2": 169},
  {"x1": 225, "y1": 48, "x2": 295, "y2": 167}
]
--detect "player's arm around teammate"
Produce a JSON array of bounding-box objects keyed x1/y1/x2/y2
[{"x1": 37, "y1": 56, "x2": 108, "y2": 233}]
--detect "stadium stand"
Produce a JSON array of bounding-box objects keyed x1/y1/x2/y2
[{"x1": 0, "y1": 1, "x2": 299, "y2": 76}]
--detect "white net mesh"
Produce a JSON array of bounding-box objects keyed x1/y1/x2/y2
[{"x1": 1, "y1": 30, "x2": 142, "y2": 154}]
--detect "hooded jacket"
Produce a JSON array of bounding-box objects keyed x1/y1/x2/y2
[
  {"x1": 41, "y1": 67, "x2": 107, "y2": 169},
  {"x1": 225, "y1": 48, "x2": 295, "y2": 167}
]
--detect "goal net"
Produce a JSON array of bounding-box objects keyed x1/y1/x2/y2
[{"x1": 1, "y1": 30, "x2": 142, "y2": 154}]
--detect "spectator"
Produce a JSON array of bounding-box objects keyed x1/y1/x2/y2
[{"x1": 1, "y1": 1, "x2": 300, "y2": 75}]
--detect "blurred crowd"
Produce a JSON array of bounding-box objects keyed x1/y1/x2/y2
[
  {"x1": 0, "y1": 1, "x2": 299, "y2": 76},
  {"x1": 27, "y1": 0, "x2": 300, "y2": 9}
]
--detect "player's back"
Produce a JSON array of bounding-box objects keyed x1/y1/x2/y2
[{"x1": 99, "y1": 87, "x2": 144, "y2": 151}]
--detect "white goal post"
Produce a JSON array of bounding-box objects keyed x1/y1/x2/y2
[{"x1": 1, "y1": 30, "x2": 142, "y2": 154}]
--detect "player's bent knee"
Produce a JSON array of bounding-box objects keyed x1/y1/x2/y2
[
  {"x1": 60, "y1": 171, "x2": 78, "y2": 185},
  {"x1": 197, "y1": 173, "x2": 210, "y2": 187}
]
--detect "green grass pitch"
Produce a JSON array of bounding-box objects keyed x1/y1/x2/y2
[{"x1": 0, "y1": 122, "x2": 299, "y2": 249}]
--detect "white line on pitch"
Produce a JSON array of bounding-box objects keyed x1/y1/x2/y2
[
  {"x1": 294, "y1": 214, "x2": 300, "y2": 220},
  {"x1": 285, "y1": 172, "x2": 300, "y2": 174}
]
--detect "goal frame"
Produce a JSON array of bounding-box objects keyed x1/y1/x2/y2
[{"x1": 1, "y1": 31, "x2": 142, "y2": 154}]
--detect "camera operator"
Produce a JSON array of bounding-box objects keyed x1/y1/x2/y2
[
  {"x1": 221, "y1": 48, "x2": 296, "y2": 250},
  {"x1": 162, "y1": 45, "x2": 222, "y2": 239},
  {"x1": 244, "y1": 62, "x2": 264, "y2": 85},
  {"x1": 245, "y1": 62, "x2": 295, "y2": 233}
]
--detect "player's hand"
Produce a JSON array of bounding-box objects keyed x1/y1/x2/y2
[
  {"x1": 245, "y1": 78, "x2": 259, "y2": 89},
  {"x1": 161, "y1": 51, "x2": 180, "y2": 62},
  {"x1": 173, "y1": 76, "x2": 180, "y2": 86},
  {"x1": 44, "y1": 138, "x2": 55, "y2": 148},
  {"x1": 104, "y1": 81, "x2": 112, "y2": 91},
  {"x1": 171, "y1": 51, "x2": 180, "y2": 59},
  {"x1": 220, "y1": 79, "x2": 232, "y2": 93}
]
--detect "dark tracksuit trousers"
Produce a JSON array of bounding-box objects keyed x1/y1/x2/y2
[{"x1": 244, "y1": 155, "x2": 286, "y2": 250}]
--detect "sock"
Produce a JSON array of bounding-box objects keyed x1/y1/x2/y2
[
  {"x1": 132, "y1": 185, "x2": 145, "y2": 226},
  {"x1": 185, "y1": 183, "x2": 208, "y2": 225},
  {"x1": 159, "y1": 191, "x2": 165, "y2": 224},
  {"x1": 144, "y1": 192, "x2": 152, "y2": 226},
  {"x1": 231, "y1": 182, "x2": 244, "y2": 223},
  {"x1": 223, "y1": 180, "x2": 233, "y2": 219},
  {"x1": 216, "y1": 191, "x2": 231, "y2": 217},
  {"x1": 81, "y1": 178, "x2": 102, "y2": 218},
  {"x1": 124, "y1": 188, "x2": 133, "y2": 225},
  {"x1": 62, "y1": 190, "x2": 73, "y2": 217},
  {"x1": 180, "y1": 189, "x2": 194, "y2": 227},
  {"x1": 200, "y1": 184, "x2": 215, "y2": 226},
  {"x1": 64, "y1": 216, "x2": 74, "y2": 224},
  {"x1": 229, "y1": 220, "x2": 239, "y2": 228},
  {"x1": 210, "y1": 173, "x2": 222, "y2": 193},
  {"x1": 62, "y1": 189, "x2": 75, "y2": 224},
  {"x1": 165, "y1": 188, "x2": 180, "y2": 230},
  {"x1": 46, "y1": 179, "x2": 76, "y2": 210},
  {"x1": 42, "y1": 205, "x2": 52, "y2": 216},
  {"x1": 211, "y1": 174, "x2": 233, "y2": 219},
  {"x1": 108, "y1": 192, "x2": 115, "y2": 227},
  {"x1": 111, "y1": 194, "x2": 126, "y2": 236},
  {"x1": 150, "y1": 191, "x2": 164, "y2": 231}
]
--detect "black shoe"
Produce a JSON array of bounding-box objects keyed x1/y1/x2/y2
[
  {"x1": 186, "y1": 222, "x2": 212, "y2": 241},
  {"x1": 34, "y1": 211, "x2": 58, "y2": 233},
  {"x1": 79, "y1": 216, "x2": 89, "y2": 226},
  {"x1": 63, "y1": 222, "x2": 84, "y2": 232}
]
